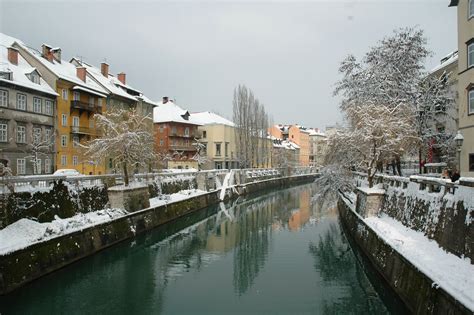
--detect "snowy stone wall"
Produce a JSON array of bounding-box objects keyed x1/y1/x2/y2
[
  {"x1": 338, "y1": 198, "x2": 472, "y2": 314},
  {"x1": 0, "y1": 180, "x2": 108, "y2": 229},
  {"x1": 382, "y1": 178, "x2": 474, "y2": 261}
]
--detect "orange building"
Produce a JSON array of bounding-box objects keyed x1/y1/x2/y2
[{"x1": 269, "y1": 124, "x2": 310, "y2": 166}]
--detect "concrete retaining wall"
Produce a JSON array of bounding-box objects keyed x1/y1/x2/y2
[
  {"x1": 0, "y1": 174, "x2": 317, "y2": 295},
  {"x1": 338, "y1": 198, "x2": 471, "y2": 314}
]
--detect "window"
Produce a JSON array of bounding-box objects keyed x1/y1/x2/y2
[
  {"x1": 45, "y1": 159, "x2": 51, "y2": 174},
  {"x1": 45, "y1": 128, "x2": 52, "y2": 142},
  {"x1": 171, "y1": 126, "x2": 177, "y2": 135},
  {"x1": 202, "y1": 143, "x2": 207, "y2": 155},
  {"x1": 16, "y1": 125, "x2": 26, "y2": 143},
  {"x1": 159, "y1": 125, "x2": 164, "y2": 133},
  {"x1": 62, "y1": 89, "x2": 68, "y2": 100},
  {"x1": 61, "y1": 135, "x2": 68, "y2": 147},
  {"x1": 0, "y1": 122, "x2": 7, "y2": 142},
  {"x1": 184, "y1": 127, "x2": 190, "y2": 136},
  {"x1": 45, "y1": 100, "x2": 53, "y2": 115},
  {"x1": 215, "y1": 143, "x2": 221, "y2": 156},
  {"x1": 29, "y1": 72, "x2": 40, "y2": 84},
  {"x1": 159, "y1": 139, "x2": 164, "y2": 146},
  {"x1": 98, "y1": 98, "x2": 103, "y2": 107},
  {"x1": 16, "y1": 93, "x2": 26, "y2": 110},
  {"x1": 62, "y1": 114, "x2": 67, "y2": 126},
  {"x1": 17, "y1": 159, "x2": 25, "y2": 175},
  {"x1": 61, "y1": 155, "x2": 67, "y2": 166},
  {"x1": 202, "y1": 130, "x2": 207, "y2": 138},
  {"x1": 73, "y1": 156, "x2": 78, "y2": 166},
  {"x1": 73, "y1": 136, "x2": 79, "y2": 147},
  {"x1": 470, "y1": 154, "x2": 474, "y2": 172},
  {"x1": 89, "y1": 96, "x2": 95, "y2": 105},
  {"x1": 470, "y1": 0, "x2": 474, "y2": 19},
  {"x1": 469, "y1": 42, "x2": 474, "y2": 68},
  {"x1": 33, "y1": 97, "x2": 42, "y2": 113},
  {"x1": 469, "y1": 89, "x2": 474, "y2": 115},
  {"x1": 73, "y1": 91, "x2": 80, "y2": 101},
  {"x1": 89, "y1": 119, "x2": 94, "y2": 128},
  {"x1": 0, "y1": 90, "x2": 7, "y2": 107},
  {"x1": 72, "y1": 116, "x2": 79, "y2": 127},
  {"x1": 225, "y1": 142, "x2": 229, "y2": 157},
  {"x1": 0, "y1": 71, "x2": 12, "y2": 80},
  {"x1": 33, "y1": 127, "x2": 41, "y2": 144},
  {"x1": 33, "y1": 159, "x2": 42, "y2": 175}
]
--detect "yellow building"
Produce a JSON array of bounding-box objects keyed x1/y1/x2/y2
[{"x1": 14, "y1": 42, "x2": 108, "y2": 174}]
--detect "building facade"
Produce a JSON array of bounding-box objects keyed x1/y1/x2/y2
[
  {"x1": 308, "y1": 129, "x2": 327, "y2": 169},
  {"x1": 14, "y1": 41, "x2": 108, "y2": 175},
  {"x1": 70, "y1": 59, "x2": 157, "y2": 173},
  {"x1": 0, "y1": 34, "x2": 57, "y2": 175},
  {"x1": 450, "y1": 0, "x2": 474, "y2": 176},
  {"x1": 153, "y1": 98, "x2": 200, "y2": 169},
  {"x1": 193, "y1": 111, "x2": 239, "y2": 170}
]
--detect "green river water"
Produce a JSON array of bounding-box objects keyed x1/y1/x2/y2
[{"x1": 0, "y1": 183, "x2": 407, "y2": 314}]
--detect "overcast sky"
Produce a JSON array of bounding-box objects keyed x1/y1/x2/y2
[{"x1": 0, "y1": 0, "x2": 457, "y2": 130}]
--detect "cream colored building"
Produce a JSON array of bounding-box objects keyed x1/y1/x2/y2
[
  {"x1": 450, "y1": 0, "x2": 474, "y2": 176},
  {"x1": 193, "y1": 111, "x2": 239, "y2": 169}
]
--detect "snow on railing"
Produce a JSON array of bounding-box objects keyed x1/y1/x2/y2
[{"x1": 0, "y1": 167, "x2": 318, "y2": 194}]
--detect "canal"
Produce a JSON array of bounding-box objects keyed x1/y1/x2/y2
[{"x1": 0, "y1": 183, "x2": 406, "y2": 314}]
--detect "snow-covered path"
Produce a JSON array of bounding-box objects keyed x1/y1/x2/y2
[{"x1": 364, "y1": 214, "x2": 474, "y2": 311}]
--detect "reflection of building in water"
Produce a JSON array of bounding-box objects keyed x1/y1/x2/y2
[{"x1": 288, "y1": 189, "x2": 311, "y2": 231}]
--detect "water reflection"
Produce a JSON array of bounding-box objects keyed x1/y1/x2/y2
[{"x1": 0, "y1": 183, "x2": 405, "y2": 314}]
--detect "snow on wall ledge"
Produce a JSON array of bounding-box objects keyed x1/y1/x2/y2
[{"x1": 382, "y1": 178, "x2": 474, "y2": 261}]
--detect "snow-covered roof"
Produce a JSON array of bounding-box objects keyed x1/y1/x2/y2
[
  {"x1": 192, "y1": 111, "x2": 235, "y2": 127},
  {"x1": 272, "y1": 138, "x2": 300, "y2": 150},
  {"x1": 0, "y1": 33, "x2": 57, "y2": 96},
  {"x1": 70, "y1": 58, "x2": 159, "y2": 106},
  {"x1": 153, "y1": 100, "x2": 201, "y2": 125},
  {"x1": 10, "y1": 35, "x2": 107, "y2": 96},
  {"x1": 429, "y1": 51, "x2": 458, "y2": 74},
  {"x1": 307, "y1": 128, "x2": 326, "y2": 137}
]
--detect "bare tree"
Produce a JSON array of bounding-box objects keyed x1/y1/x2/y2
[
  {"x1": 232, "y1": 85, "x2": 271, "y2": 168},
  {"x1": 24, "y1": 128, "x2": 55, "y2": 175},
  {"x1": 82, "y1": 108, "x2": 156, "y2": 186}
]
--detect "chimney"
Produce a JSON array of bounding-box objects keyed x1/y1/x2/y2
[
  {"x1": 51, "y1": 48, "x2": 61, "y2": 63},
  {"x1": 101, "y1": 62, "x2": 109, "y2": 77},
  {"x1": 117, "y1": 72, "x2": 126, "y2": 85},
  {"x1": 76, "y1": 66, "x2": 86, "y2": 82},
  {"x1": 7, "y1": 47, "x2": 19, "y2": 65},
  {"x1": 41, "y1": 44, "x2": 54, "y2": 62},
  {"x1": 162, "y1": 96, "x2": 169, "y2": 104}
]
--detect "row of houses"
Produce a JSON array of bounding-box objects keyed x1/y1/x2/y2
[
  {"x1": 1, "y1": 32, "x2": 328, "y2": 175},
  {"x1": 0, "y1": 32, "x2": 157, "y2": 175},
  {"x1": 427, "y1": 1, "x2": 473, "y2": 177}
]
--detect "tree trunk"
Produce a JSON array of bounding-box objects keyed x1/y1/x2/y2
[
  {"x1": 367, "y1": 167, "x2": 373, "y2": 188},
  {"x1": 123, "y1": 162, "x2": 129, "y2": 186}
]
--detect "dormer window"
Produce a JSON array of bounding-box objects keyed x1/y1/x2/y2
[
  {"x1": 27, "y1": 71, "x2": 40, "y2": 84},
  {"x1": 0, "y1": 71, "x2": 12, "y2": 80},
  {"x1": 181, "y1": 111, "x2": 190, "y2": 121}
]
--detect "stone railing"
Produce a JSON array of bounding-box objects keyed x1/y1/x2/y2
[
  {"x1": 352, "y1": 171, "x2": 474, "y2": 260},
  {"x1": 0, "y1": 167, "x2": 318, "y2": 194}
]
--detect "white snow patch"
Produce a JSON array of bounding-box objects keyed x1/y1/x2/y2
[
  {"x1": 364, "y1": 214, "x2": 474, "y2": 311},
  {"x1": 0, "y1": 208, "x2": 127, "y2": 255}
]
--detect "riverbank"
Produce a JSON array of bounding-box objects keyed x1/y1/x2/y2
[
  {"x1": 338, "y1": 195, "x2": 473, "y2": 314},
  {"x1": 0, "y1": 173, "x2": 317, "y2": 295}
]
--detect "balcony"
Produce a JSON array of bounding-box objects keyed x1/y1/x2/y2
[
  {"x1": 169, "y1": 145, "x2": 197, "y2": 151},
  {"x1": 70, "y1": 126, "x2": 99, "y2": 136},
  {"x1": 71, "y1": 100, "x2": 102, "y2": 114},
  {"x1": 169, "y1": 131, "x2": 200, "y2": 138}
]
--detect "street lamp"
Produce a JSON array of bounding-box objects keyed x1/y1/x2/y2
[{"x1": 454, "y1": 130, "x2": 464, "y2": 172}]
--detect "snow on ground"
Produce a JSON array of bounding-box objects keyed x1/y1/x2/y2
[
  {"x1": 149, "y1": 189, "x2": 208, "y2": 208},
  {"x1": 364, "y1": 214, "x2": 474, "y2": 311},
  {"x1": 0, "y1": 189, "x2": 208, "y2": 256},
  {"x1": 0, "y1": 209, "x2": 127, "y2": 255}
]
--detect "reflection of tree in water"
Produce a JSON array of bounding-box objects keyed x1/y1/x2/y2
[
  {"x1": 309, "y1": 222, "x2": 389, "y2": 314},
  {"x1": 232, "y1": 199, "x2": 274, "y2": 295}
]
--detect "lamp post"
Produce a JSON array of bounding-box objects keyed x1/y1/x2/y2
[{"x1": 454, "y1": 131, "x2": 464, "y2": 172}]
